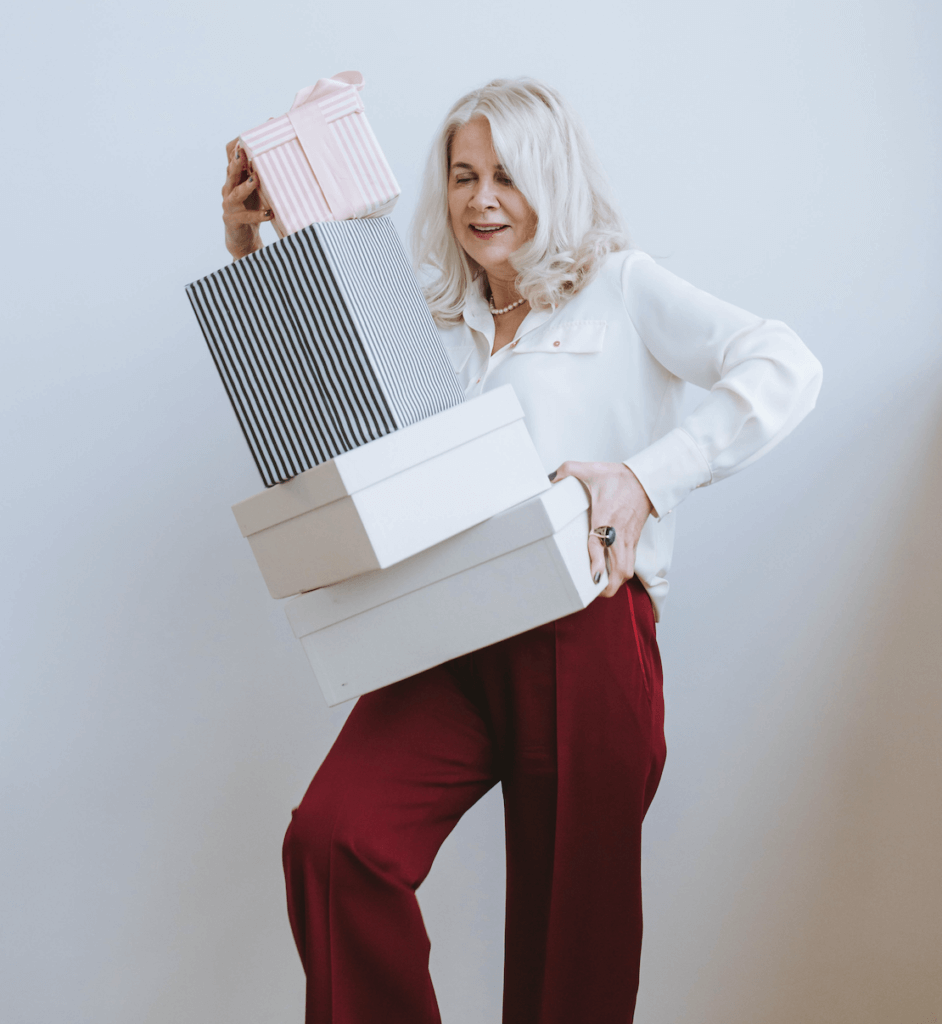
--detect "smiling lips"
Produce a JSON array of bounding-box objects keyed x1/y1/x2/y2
[{"x1": 469, "y1": 224, "x2": 509, "y2": 239}]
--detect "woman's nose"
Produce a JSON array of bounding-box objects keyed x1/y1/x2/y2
[{"x1": 470, "y1": 181, "x2": 499, "y2": 211}]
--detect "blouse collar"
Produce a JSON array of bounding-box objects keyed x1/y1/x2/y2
[{"x1": 460, "y1": 276, "x2": 557, "y2": 348}]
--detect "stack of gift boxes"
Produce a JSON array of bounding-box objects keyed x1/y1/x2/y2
[{"x1": 186, "y1": 73, "x2": 605, "y2": 706}]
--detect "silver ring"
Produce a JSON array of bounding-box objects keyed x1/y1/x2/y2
[{"x1": 591, "y1": 526, "x2": 616, "y2": 548}]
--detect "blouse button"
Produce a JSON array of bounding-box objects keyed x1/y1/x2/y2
[{"x1": 552, "y1": 340, "x2": 560, "y2": 347}]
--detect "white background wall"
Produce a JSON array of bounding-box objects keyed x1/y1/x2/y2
[{"x1": 2, "y1": 1, "x2": 939, "y2": 1022}]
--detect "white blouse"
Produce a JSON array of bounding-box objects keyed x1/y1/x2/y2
[{"x1": 437, "y1": 249, "x2": 824, "y2": 620}]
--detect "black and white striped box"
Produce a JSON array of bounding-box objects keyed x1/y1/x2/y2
[{"x1": 186, "y1": 217, "x2": 464, "y2": 488}]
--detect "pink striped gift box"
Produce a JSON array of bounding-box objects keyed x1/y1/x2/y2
[{"x1": 239, "y1": 71, "x2": 400, "y2": 238}]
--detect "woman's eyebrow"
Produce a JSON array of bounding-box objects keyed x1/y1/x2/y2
[{"x1": 451, "y1": 162, "x2": 507, "y2": 172}]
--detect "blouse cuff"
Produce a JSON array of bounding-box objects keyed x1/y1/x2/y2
[{"x1": 624, "y1": 427, "x2": 712, "y2": 520}]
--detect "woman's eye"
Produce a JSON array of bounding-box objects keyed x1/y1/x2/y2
[{"x1": 455, "y1": 177, "x2": 473, "y2": 185}]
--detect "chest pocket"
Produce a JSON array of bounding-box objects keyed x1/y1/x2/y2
[{"x1": 514, "y1": 319, "x2": 607, "y2": 354}]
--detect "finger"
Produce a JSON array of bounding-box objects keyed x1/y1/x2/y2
[
  {"x1": 222, "y1": 185, "x2": 261, "y2": 218},
  {"x1": 600, "y1": 559, "x2": 626, "y2": 598},
  {"x1": 225, "y1": 137, "x2": 239, "y2": 161},
  {"x1": 601, "y1": 578, "x2": 625, "y2": 599},
  {"x1": 587, "y1": 532, "x2": 607, "y2": 586},
  {"x1": 588, "y1": 515, "x2": 622, "y2": 596},
  {"x1": 223, "y1": 149, "x2": 246, "y2": 195},
  {"x1": 230, "y1": 174, "x2": 260, "y2": 202},
  {"x1": 224, "y1": 208, "x2": 273, "y2": 227},
  {"x1": 587, "y1": 505, "x2": 617, "y2": 585},
  {"x1": 601, "y1": 541, "x2": 635, "y2": 598},
  {"x1": 550, "y1": 459, "x2": 585, "y2": 484}
]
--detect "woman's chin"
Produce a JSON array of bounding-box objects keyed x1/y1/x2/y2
[{"x1": 465, "y1": 246, "x2": 515, "y2": 278}]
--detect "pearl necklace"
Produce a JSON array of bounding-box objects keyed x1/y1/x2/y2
[{"x1": 488, "y1": 295, "x2": 528, "y2": 316}]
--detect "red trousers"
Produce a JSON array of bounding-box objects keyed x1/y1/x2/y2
[{"x1": 282, "y1": 577, "x2": 666, "y2": 1024}]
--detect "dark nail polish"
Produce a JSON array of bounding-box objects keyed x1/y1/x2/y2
[
  {"x1": 248, "y1": 175, "x2": 254, "y2": 183},
  {"x1": 593, "y1": 572, "x2": 601, "y2": 584},
  {"x1": 548, "y1": 471, "x2": 557, "y2": 482},
  {"x1": 265, "y1": 210, "x2": 273, "y2": 217}
]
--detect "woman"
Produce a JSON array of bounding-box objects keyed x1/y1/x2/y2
[{"x1": 222, "y1": 78, "x2": 822, "y2": 1024}]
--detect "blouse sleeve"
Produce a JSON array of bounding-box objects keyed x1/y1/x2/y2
[{"x1": 621, "y1": 252, "x2": 823, "y2": 518}]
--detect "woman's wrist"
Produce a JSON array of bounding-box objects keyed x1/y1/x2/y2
[{"x1": 228, "y1": 234, "x2": 264, "y2": 261}]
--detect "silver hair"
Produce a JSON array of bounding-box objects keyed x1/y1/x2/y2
[{"x1": 411, "y1": 77, "x2": 629, "y2": 328}]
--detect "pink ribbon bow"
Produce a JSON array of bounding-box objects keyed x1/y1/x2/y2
[{"x1": 287, "y1": 71, "x2": 366, "y2": 220}]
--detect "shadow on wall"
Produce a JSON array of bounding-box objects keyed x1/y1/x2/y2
[
  {"x1": 718, "y1": 391, "x2": 942, "y2": 1024},
  {"x1": 771, "y1": 398, "x2": 942, "y2": 1022}
]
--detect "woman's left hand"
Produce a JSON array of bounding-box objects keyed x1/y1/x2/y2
[
  {"x1": 222, "y1": 138, "x2": 270, "y2": 260},
  {"x1": 552, "y1": 461, "x2": 654, "y2": 598}
]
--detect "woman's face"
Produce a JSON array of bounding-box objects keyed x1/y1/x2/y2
[{"x1": 447, "y1": 117, "x2": 537, "y2": 282}]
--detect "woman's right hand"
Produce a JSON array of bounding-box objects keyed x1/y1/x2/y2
[{"x1": 222, "y1": 138, "x2": 273, "y2": 260}]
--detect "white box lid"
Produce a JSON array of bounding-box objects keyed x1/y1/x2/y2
[
  {"x1": 232, "y1": 385, "x2": 524, "y2": 538},
  {"x1": 285, "y1": 476, "x2": 589, "y2": 636}
]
